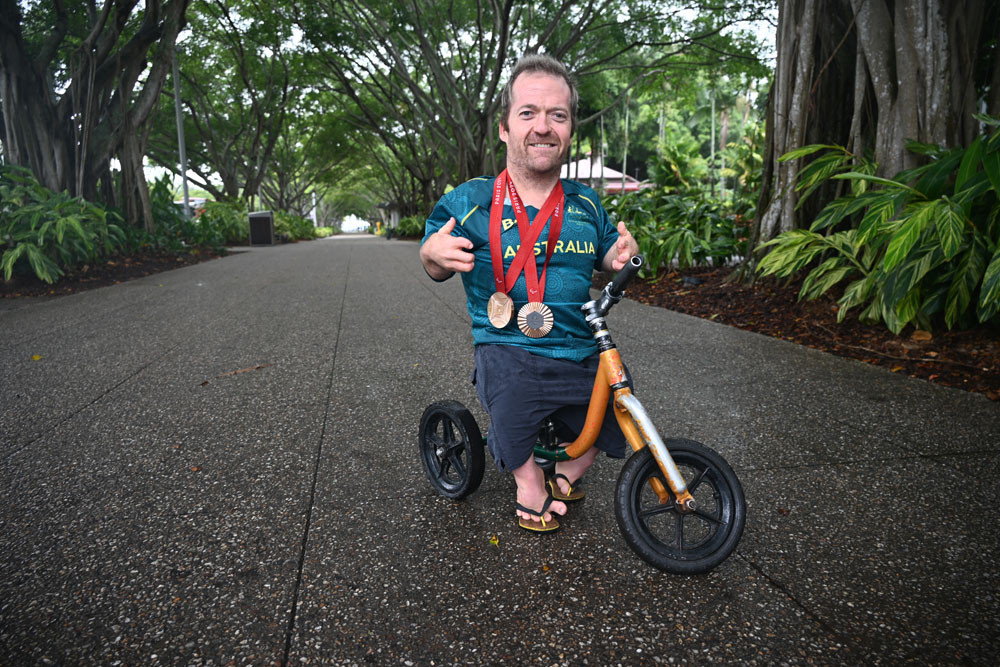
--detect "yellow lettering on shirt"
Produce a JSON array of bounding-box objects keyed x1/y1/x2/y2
[
  {"x1": 504, "y1": 244, "x2": 517, "y2": 259},
  {"x1": 502, "y1": 218, "x2": 516, "y2": 231}
]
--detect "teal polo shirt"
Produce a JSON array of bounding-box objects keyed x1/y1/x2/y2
[{"x1": 422, "y1": 176, "x2": 619, "y2": 362}]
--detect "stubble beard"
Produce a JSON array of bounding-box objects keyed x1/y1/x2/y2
[{"x1": 507, "y1": 141, "x2": 568, "y2": 189}]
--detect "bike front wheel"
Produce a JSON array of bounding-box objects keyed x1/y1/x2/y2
[{"x1": 615, "y1": 439, "x2": 745, "y2": 574}]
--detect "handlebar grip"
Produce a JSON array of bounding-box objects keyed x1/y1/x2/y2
[{"x1": 608, "y1": 255, "x2": 644, "y2": 297}]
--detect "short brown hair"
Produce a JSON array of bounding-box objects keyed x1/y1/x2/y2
[{"x1": 499, "y1": 54, "x2": 578, "y2": 134}]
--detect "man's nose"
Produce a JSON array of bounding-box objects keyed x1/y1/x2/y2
[{"x1": 531, "y1": 113, "x2": 551, "y2": 134}]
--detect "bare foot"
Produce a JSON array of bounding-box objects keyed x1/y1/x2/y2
[
  {"x1": 512, "y1": 458, "x2": 567, "y2": 524},
  {"x1": 552, "y1": 447, "x2": 597, "y2": 496}
]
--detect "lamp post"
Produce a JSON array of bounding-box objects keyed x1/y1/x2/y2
[{"x1": 172, "y1": 47, "x2": 190, "y2": 219}]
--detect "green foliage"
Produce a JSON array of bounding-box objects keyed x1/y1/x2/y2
[
  {"x1": 757, "y1": 116, "x2": 1000, "y2": 333},
  {"x1": 314, "y1": 226, "x2": 338, "y2": 238},
  {"x1": 608, "y1": 190, "x2": 748, "y2": 278},
  {"x1": 274, "y1": 211, "x2": 317, "y2": 241},
  {"x1": 0, "y1": 165, "x2": 125, "y2": 283},
  {"x1": 396, "y1": 215, "x2": 425, "y2": 238},
  {"x1": 199, "y1": 201, "x2": 250, "y2": 245},
  {"x1": 147, "y1": 177, "x2": 246, "y2": 251}
]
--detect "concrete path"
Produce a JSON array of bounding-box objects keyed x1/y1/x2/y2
[{"x1": 1, "y1": 235, "x2": 997, "y2": 666}]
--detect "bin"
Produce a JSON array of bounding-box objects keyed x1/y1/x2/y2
[{"x1": 249, "y1": 211, "x2": 275, "y2": 245}]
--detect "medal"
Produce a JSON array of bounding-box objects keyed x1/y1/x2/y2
[
  {"x1": 487, "y1": 291, "x2": 514, "y2": 329},
  {"x1": 517, "y1": 302, "x2": 554, "y2": 338},
  {"x1": 488, "y1": 170, "x2": 564, "y2": 338}
]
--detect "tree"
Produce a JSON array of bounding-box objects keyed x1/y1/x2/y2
[
  {"x1": 147, "y1": 0, "x2": 290, "y2": 204},
  {"x1": 292, "y1": 0, "x2": 771, "y2": 213},
  {"x1": 258, "y1": 90, "x2": 358, "y2": 216},
  {"x1": 0, "y1": 0, "x2": 190, "y2": 232},
  {"x1": 753, "y1": 0, "x2": 1000, "y2": 248}
]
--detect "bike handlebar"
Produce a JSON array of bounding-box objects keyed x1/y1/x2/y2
[
  {"x1": 608, "y1": 255, "x2": 644, "y2": 298},
  {"x1": 585, "y1": 254, "x2": 645, "y2": 323}
]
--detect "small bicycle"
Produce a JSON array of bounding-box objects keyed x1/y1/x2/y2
[{"x1": 418, "y1": 256, "x2": 746, "y2": 574}]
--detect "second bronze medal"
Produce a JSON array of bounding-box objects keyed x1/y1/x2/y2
[{"x1": 517, "y1": 302, "x2": 554, "y2": 338}]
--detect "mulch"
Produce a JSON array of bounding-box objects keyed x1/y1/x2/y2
[
  {"x1": 3, "y1": 247, "x2": 997, "y2": 400},
  {"x1": 0, "y1": 248, "x2": 227, "y2": 299},
  {"x1": 595, "y1": 266, "x2": 1000, "y2": 401}
]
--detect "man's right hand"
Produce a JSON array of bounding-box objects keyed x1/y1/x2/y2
[{"x1": 419, "y1": 217, "x2": 475, "y2": 280}]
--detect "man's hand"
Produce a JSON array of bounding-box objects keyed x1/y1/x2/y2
[
  {"x1": 603, "y1": 221, "x2": 640, "y2": 272},
  {"x1": 420, "y1": 217, "x2": 475, "y2": 280}
]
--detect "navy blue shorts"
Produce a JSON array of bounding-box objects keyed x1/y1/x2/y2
[{"x1": 472, "y1": 344, "x2": 630, "y2": 472}]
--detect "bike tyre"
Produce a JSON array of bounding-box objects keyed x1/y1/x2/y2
[
  {"x1": 419, "y1": 401, "x2": 486, "y2": 500},
  {"x1": 615, "y1": 439, "x2": 745, "y2": 574}
]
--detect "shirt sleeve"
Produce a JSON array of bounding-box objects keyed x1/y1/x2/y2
[{"x1": 422, "y1": 191, "x2": 471, "y2": 244}]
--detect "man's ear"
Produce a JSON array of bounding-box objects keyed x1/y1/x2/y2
[{"x1": 498, "y1": 121, "x2": 508, "y2": 143}]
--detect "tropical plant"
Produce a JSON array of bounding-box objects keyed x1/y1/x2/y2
[
  {"x1": 274, "y1": 211, "x2": 316, "y2": 241},
  {"x1": 609, "y1": 191, "x2": 746, "y2": 277},
  {"x1": 757, "y1": 115, "x2": 1000, "y2": 333},
  {"x1": 1, "y1": 165, "x2": 125, "y2": 283},
  {"x1": 396, "y1": 215, "x2": 425, "y2": 238},
  {"x1": 199, "y1": 201, "x2": 250, "y2": 246}
]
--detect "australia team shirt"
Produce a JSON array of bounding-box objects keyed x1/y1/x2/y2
[{"x1": 422, "y1": 176, "x2": 619, "y2": 362}]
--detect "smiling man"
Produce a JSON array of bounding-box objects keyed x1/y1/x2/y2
[{"x1": 420, "y1": 54, "x2": 638, "y2": 533}]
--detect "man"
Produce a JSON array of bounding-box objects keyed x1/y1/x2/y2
[{"x1": 420, "y1": 54, "x2": 638, "y2": 532}]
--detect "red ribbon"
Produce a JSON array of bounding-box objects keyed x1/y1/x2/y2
[{"x1": 488, "y1": 170, "x2": 564, "y2": 303}]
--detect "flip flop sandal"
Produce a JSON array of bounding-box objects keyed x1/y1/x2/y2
[
  {"x1": 548, "y1": 472, "x2": 585, "y2": 502},
  {"x1": 516, "y1": 495, "x2": 561, "y2": 533}
]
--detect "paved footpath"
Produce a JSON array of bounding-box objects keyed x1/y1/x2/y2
[{"x1": 1, "y1": 235, "x2": 998, "y2": 666}]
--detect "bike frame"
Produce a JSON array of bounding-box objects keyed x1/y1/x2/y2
[{"x1": 534, "y1": 257, "x2": 697, "y2": 512}]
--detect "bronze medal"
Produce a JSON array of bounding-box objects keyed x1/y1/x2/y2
[
  {"x1": 487, "y1": 291, "x2": 514, "y2": 329},
  {"x1": 517, "y1": 302, "x2": 554, "y2": 338}
]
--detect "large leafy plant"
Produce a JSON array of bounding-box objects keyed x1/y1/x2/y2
[
  {"x1": 757, "y1": 115, "x2": 1000, "y2": 333},
  {"x1": 148, "y1": 178, "x2": 248, "y2": 251},
  {"x1": 1, "y1": 165, "x2": 124, "y2": 283},
  {"x1": 608, "y1": 191, "x2": 747, "y2": 278},
  {"x1": 199, "y1": 200, "x2": 249, "y2": 246},
  {"x1": 274, "y1": 211, "x2": 316, "y2": 241}
]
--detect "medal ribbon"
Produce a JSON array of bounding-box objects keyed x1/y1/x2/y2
[{"x1": 488, "y1": 170, "x2": 564, "y2": 303}]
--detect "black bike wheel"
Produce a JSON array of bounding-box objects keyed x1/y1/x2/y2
[
  {"x1": 615, "y1": 439, "x2": 745, "y2": 574},
  {"x1": 419, "y1": 401, "x2": 486, "y2": 500}
]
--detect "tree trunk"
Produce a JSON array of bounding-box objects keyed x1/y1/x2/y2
[
  {"x1": 0, "y1": 0, "x2": 190, "y2": 230},
  {"x1": 751, "y1": 0, "x2": 1000, "y2": 252}
]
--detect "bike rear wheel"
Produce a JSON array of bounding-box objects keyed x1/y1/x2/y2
[
  {"x1": 419, "y1": 401, "x2": 485, "y2": 500},
  {"x1": 615, "y1": 439, "x2": 745, "y2": 574}
]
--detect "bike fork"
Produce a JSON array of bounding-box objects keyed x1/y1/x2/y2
[{"x1": 614, "y1": 392, "x2": 697, "y2": 512}]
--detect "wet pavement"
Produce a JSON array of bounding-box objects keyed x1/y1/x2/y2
[{"x1": 1, "y1": 235, "x2": 998, "y2": 666}]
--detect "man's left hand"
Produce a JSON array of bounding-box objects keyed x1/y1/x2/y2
[{"x1": 604, "y1": 221, "x2": 640, "y2": 272}]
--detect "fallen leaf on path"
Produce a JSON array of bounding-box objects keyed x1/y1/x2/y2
[
  {"x1": 31, "y1": 354, "x2": 42, "y2": 361},
  {"x1": 217, "y1": 363, "x2": 275, "y2": 377}
]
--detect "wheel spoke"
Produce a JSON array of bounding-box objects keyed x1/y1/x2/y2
[
  {"x1": 672, "y1": 513, "x2": 684, "y2": 551},
  {"x1": 692, "y1": 505, "x2": 724, "y2": 525},
  {"x1": 687, "y1": 466, "x2": 709, "y2": 493},
  {"x1": 638, "y1": 501, "x2": 674, "y2": 520},
  {"x1": 638, "y1": 472, "x2": 676, "y2": 520},
  {"x1": 446, "y1": 449, "x2": 466, "y2": 478},
  {"x1": 442, "y1": 419, "x2": 457, "y2": 445}
]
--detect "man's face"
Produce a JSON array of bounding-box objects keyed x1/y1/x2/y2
[{"x1": 499, "y1": 71, "x2": 573, "y2": 180}]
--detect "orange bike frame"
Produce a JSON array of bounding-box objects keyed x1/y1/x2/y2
[{"x1": 561, "y1": 348, "x2": 696, "y2": 509}]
